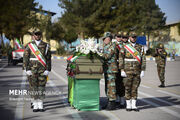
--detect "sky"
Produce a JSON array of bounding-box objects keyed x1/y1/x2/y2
[{"x1": 35, "y1": 0, "x2": 180, "y2": 24}]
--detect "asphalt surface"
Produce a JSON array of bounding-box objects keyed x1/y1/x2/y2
[{"x1": 0, "y1": 58, "x2": 180, "y2": 120}]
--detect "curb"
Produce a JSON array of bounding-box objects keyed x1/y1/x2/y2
[
  {"x1": 51, "y1": 56, "x2": 174, "y2": 61},
  {"x1": 51, "y1": 56, "x2": 68, "y2": 60},
  {"x1": 146, "y1": 57, "x2": 174, "y2": 61}
]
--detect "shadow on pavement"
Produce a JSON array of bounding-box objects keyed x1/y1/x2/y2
[
  {"x1": 63, "y1": 110, "x2": 110, "y2": 120},
  {"x1": 0, "y1": 105, "x2": 15, "y2": 120},
  {"x1": 165, "y1": 84, "x2": 180, "y2": 88},
  {"x1": 0, "y1": 75, "x2": 23, "y2": 79},
  {"x1": 138, "y1": 96, "x2": 180, "y2": 110}
]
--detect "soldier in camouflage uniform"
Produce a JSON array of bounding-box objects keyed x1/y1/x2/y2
[
  {"x1": 153, "y1": 43, "x2": 167, "y2": 87},
  {"x1": 23, "y1": 31, "x2": 51, "y2": 112},
  {"x1": 102, "y1": 32, "x2": 118, "y2": 110},
  {"x1": 119, "y1": 32, "x2": 146, "y2": 111},
  {"x1": 114, "y1": 32, "x2": 125, "y2": 107}
]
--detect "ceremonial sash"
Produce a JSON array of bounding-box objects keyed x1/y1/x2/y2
[
  {"x1": 124, "y1": 44, "x2": 141, "y2": 64},
  {"x1": 116, "y1": 44, "x2": 121, "y2": 51},
  {"x1": 28, "y1": 43, "x2": 46, "y2": 68},
  {"x1": 70, "y1": 54, "x2": 86, "y2": 62},
  {"x1": 70, "y1": 56, "x2": 80, "y2": 62},
  {"x1": 67, "y1": 55, "x2": 73, "y2": 61}
]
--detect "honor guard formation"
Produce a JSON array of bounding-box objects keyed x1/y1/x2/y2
[{"x1": 22, "y1": 30, "x2": 168, "y2": 112}]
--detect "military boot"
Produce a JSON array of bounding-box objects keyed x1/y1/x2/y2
[
  {"x1": 120, "y1": 97, "x2": 125, "y2": 108},
  {"x1": 31, "y1": 102, "x2": 34, "y2": 109},
  {"x1": 106, "y1": 101, "x2": 116, "y2": 110},
  {"x1": 159, "y1": 82, "x2": 165, "y2": 88},
  {"x1": 126, "y1": 100, "x2": 132, "y2": 111},
  {"x1": 31, "y1": 99, "x2": 35, "y2": 109},
  {"x1": 131, "y1": 99, "x2": 139, "y2": 112},
  {"x1": 38, "y1": 99, "x2": 45, "y2": 112}
]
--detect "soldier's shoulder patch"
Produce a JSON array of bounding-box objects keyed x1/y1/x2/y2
[{"x1": 126, "y1": 52, "x2": 131, "y2": 57}]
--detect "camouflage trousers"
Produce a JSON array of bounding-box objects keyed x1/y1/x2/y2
[
  {"x1": 115, "y1": 70, "x2": 125, "y2": 97},
  {"x1": 123, "y1": 73, "x2": 141, "y2": 100},
  {"x1": 104, "y1": 73, "x2": 116, "y2": 101},
  {"x1": 28, "y1": 73, "x2": 47, "y2": 100},
  {"x1": 157, "y1": 66, "x2": 165, "y2": 83}
]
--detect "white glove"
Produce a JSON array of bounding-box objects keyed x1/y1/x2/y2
[
  {"x1": 140, "y1": 71, "x2": 145, "y2": 78},
  {"x1": 43, "y1": 70, "x2": 49, "y2": 76},
  {"x1": 121, "y1": 70, "x2": 127, "y2": 77},
  {"x1": 23, "y1": 70, "x2": 26, "y2": 74},
  {"x1": 26, "y1": 70, "x2": 32, "y2": 76}
]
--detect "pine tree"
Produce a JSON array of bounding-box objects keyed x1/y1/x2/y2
[{"x1": 0, "y1": 0, "x2": 38, "y2": 43}]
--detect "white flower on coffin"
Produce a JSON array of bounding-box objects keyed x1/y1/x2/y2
[{"x1": 76, "y1": 37, "x2": 103, "y2": 56}]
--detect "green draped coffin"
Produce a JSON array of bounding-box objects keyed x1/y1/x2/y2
[
  {"x1": 67, "y1": 56, "x2": 103, "y2": 111},
  {"x1": 74, "y1": 56, "x2": 103, "y2": 79}
]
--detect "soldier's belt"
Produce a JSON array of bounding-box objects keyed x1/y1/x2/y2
[
  {"x1": 125, "y1": 58, "x2": 137, "y2": 61},
  {"x1": 30, "y1": 58, "x2": 38, "y2": 60}
]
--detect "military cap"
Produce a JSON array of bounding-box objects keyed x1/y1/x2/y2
[
  {"x1": 34, "y1": 30, "x2": 42, "y2": 36},
  {"x1": 116, "y1": 31, "x2": 123, "y2": 37},
  {"x1": 129, "y1": 31, "x2": 137, "y2": 37},
  {"x1": 157, "y1": 43, "x2": 164, "y2": 49},
  {"x1": 102, "y1": 32, "x2": 113, "y2": 40},
  {"x1": 122, "y1": 31, "x2": 129, "y2": 37}
]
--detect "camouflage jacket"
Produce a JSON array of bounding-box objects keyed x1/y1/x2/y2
[
  {"x1": 102, "y1": 42, "x2": 118, "y2": 73},
  {"x1": 119, "y1": 43, "x2": 146, "y2": 73},
  {"x1": 153, "y1": 50, "x2": 167, "y2": 67},
  {"x1": 23, "y1": 40, "x2": 51, "y2": 73}
]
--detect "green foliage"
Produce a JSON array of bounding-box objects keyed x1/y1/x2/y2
[
  {"x1": 63, "y1": 28, "x2": 78, "y2": 43},
  {"x1": 51, "y1": 22, "x2": 64, "y2": 41},
  {"x1": 58, "y1": 0, "x2": 166, "y2": 41},
  {"x1": 56, "y1": 45, "x2": 66, "y2": 55},
  {"x1": 0, "y1": 42, "x2": 10, "y2": 56},
  {"x1": 0, "y1": 0, "x2": 38, "y2": 41},
  {"x1": 37, "y1": 6, "x2": 53, "y2": 42}
]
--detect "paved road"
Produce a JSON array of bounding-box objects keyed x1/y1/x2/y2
[{"x1": 0, "y1": 59, "x2": 180, "y2": 120}]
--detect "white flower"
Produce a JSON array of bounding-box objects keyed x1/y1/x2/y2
[
  {"x1": 84, "y1": 49, "x2": 90, "y2": 54},
  {"x1": 75, "y1": 37, "x2": 102, "y2": 56}
]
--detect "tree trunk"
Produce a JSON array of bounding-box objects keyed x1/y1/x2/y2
[
  {"x1": 21, "y1": 36, "x2": 24, "y2": 45},
  {"x1": 78, "y1": 32, "x2": 84, "y2": 40},
  {"x1": 147, "y1": 32, "x2": 150, "y2": 49}
]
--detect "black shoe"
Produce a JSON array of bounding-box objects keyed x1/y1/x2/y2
[
  {"x1": 119, "y1": 104, "x2": 126, "y2": 108},
  {"x1": 115, "y1": 102, "x2": 120, "y2": 108},
  {"x1": 33, "y1": 109, "x2": 39, "y2": 112},
  {"x1": 132, "y1": 108, "x2": 139, "y2": 112},
  {"x1": 39, "y1": 109, "x2": 45, "y2": 112},
  {"x1": 159, "y1": 84, "x2": 165, "y2": 88},
  {"x1": 31, "y1": 103, "x2": 33, "y2": 109},
  {"x1": 106, "y1": 101, "x2": 116, "y2": 110},
  {"x1": 101, "y1": 104, "x2": 107, "y2": 110},
  {"x1": 126, "y1": 108, "x2": 132, "y2": 111}
]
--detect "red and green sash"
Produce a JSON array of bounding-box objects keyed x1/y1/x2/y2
[
  {"x1": 124, "y1": 44, "x2": 141, "y2": 64},
  {"x1": 28, "y1": 43, "x2": 46, "y2": 68},
  {"x1": 116, "y1": 44, "x2": 121, "y2": 51}
]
